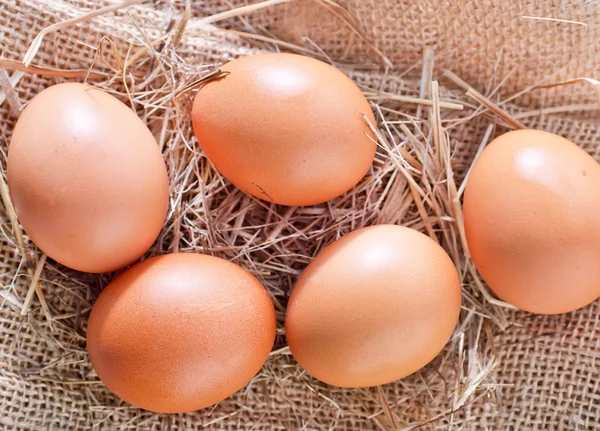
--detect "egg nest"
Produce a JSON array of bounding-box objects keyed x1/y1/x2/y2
[{"x1": 1, "y1": 1, "x2": 599, "y2": 430}]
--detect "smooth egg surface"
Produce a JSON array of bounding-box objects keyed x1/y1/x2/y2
[
  {"x1": 464, "y1": 129, "x2": 600, "y2": 314},
  {"x1": 285, "y1": 225, "x2": 461, "y2": 388},
  {"x1": 192, "y1": 53, "x2": 376, "y2": 206},
  {"x1": 8, "y1": 83, "x2": 169, "y2": 273},
  {"x1": 86, "y1": 253, "x2": 277, "y2": 413}
]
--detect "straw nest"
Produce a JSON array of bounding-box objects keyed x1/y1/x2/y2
[{"x1": 1, "y1": 1, "x2": 597, "y2": 429}]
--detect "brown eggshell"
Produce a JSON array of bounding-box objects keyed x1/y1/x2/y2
[
  {"x1": 7, "y1": 83, "x2": 169, "y2": 273},
  {"x1": 86, "y1": 253, "x2": 277, "y2": 413},
  {"x1": 285, "y1": 225, "x2": 461, "y2": 388},
  {"x1": 464, "y1": 129, "x2": 600, "y2": 314},
  {"x1": 191, "y1": 53, "x2": 376, "y2": 206}
]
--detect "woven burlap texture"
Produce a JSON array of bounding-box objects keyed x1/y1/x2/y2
[{"x1": 1, "y1": 1, "x2": 600, "y2": 430}]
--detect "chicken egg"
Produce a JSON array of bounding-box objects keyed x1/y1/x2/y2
[
  {"x1": 86, "y1": 253, "x2": 277, "y2": 413},
  {"x1": 464, "y1": 129, "x2": 600, "y2": 314},
  {"x1": 285, "y1": 225, "x2": 461, "y2": 388},
  {"x1": 191, "y1": 53, "x2": 376, "y2": 206},
  {"x1": 7, "y1": 83, "x2": 169, "y2": 273}
]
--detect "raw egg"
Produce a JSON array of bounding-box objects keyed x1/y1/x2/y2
[
  {"x1": 285, "y1": 225, "x2": 461, "y2": 388},
  {"x1": 191, "y1": 53, "x2": 376, "y2": 206},
  {"x1": 8, "y1": 83, "x2": 169, "y2": 273},
  {"x1": 464, "y1": 129, "x2": 600, "y2": 314},
  {"x1": 86, "y1": 253, "x2": 277, "y2": 413}
]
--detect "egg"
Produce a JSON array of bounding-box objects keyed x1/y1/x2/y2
[
  {"x1": 7, "y1": 83, "x2": 169, "y2": 273},
  {"x1": 285, "y1": 225, "x2": 461, "y2": 388},
  {"x1": 86, "y1": 253, "x2": 277, "y2": 413},
  {"x1": 463, "y1": 129, "x2": 600, "y2": 314},
  {"x1": 191, "y1": 53, "x2": 376, "y2": 206}
]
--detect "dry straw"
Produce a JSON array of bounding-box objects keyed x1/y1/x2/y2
[{"x1": 1, "y1": 0, "x2": 599, "y2": 429}]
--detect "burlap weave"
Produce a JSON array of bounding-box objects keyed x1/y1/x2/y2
[{"x1": 1, "y1": 1, "x2": 600, "y2": 430}]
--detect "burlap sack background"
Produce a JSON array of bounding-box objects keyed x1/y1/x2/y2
[{"x1": 1, "y1": 1, "x2": 599, "y2": 429}]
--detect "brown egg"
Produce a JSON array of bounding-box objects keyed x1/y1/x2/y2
[
  {"x1": 191, "y1": 53, "x2": 376, "y2": 206},
  {"x1": 285, "y1": 225, "x2": 461, "y2": 388},
  {"x1": 86, "y1": 253, "x2": 277, "y2": 413},
  {"x1": 8, "y1": 83, "x2": 169, "y2": 273},
  {"x1": 464, "y1": 129, "x2": 600, "y2": 314}
]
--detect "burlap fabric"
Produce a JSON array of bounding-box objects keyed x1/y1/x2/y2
[{"x1": 1, "y1": 1, "x2": 599, "y2": 430}]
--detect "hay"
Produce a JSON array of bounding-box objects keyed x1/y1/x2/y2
[{"x1": 1, "y1": 1, "x2": 600, "y2": 430}]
